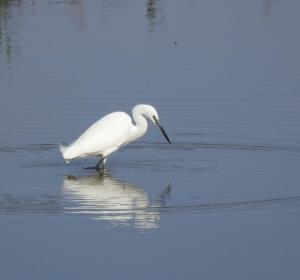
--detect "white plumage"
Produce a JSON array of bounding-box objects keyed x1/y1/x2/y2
[
  {"x1": 60, "y1": 112, "x2": 131, "y2": 160},
  {"x1": 59, "y1": 104, "x2": 171, "y2": 169}
]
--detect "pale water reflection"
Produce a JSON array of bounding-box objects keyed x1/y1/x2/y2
[{"x1": 62, "y1": 171, "x2": 171, "y2": 230}]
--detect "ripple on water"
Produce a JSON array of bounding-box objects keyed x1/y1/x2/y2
[{"x1": 1, "y1": 181, "x2": 300, "y2": 231}]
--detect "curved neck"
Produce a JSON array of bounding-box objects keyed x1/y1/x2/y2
[{"x1": 130, "y1": 107, "x2": 149, "y2": 142}]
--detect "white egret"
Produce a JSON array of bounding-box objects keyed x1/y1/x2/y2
[{"x1": 59, "y1": 104, "x2": 171, "y2": 170}]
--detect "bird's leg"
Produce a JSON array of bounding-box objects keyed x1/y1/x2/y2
[{"x1": 95, "y1": 156, "x2": 107, "y2": 170}]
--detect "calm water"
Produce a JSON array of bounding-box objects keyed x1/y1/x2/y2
[{"x1": 1, "y1": 0, "x2": 300, "y2": 279}]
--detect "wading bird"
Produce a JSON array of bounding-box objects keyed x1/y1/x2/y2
[{"x1": 59, "y1": 104, "x2": 171, "y2": 170}]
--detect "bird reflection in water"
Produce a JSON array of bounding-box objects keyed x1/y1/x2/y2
[{"x1": 62, "y1": 171, "x2": 171, "y2": 230}]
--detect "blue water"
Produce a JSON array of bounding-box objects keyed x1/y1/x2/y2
[{"x1": 1, "y1": 1, "x2": 300, "y2": 279}]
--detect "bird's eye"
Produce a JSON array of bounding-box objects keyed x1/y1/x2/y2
[{"x1": 153, "y1": 115, "x2": 159, "y2": 124}]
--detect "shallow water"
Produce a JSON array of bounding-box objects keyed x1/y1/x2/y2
[{"x1": 1, "y1": 0, "x2": 300, "y2": 279}]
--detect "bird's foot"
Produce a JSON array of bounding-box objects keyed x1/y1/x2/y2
[
  {"x1": 96, "y1": 165, "x2": 106, "y2": 171},
  {"x1": 84, "y1": 166, "x2": 98, "y2": 170},
  {"x1": 84, "y1": 165, "x2": 106, "y2": 170}
]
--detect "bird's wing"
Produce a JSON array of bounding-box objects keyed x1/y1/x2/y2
[{"x1": 65, "y1": 112, "x2": 132, "y2": 158}]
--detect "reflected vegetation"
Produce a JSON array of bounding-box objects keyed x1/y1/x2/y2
[
  {"x1": 146, "y1": 0, "x2": 164, "y2": 32},
  {"x1": 65, "y1": 0, "x2": 85, "y2": 29},
  {"x1": 0, "y1": 0, "x2": 22, "y2": 68},
  {"x1": 0, "y1": 0, "x2": 285, "y2": 70},
  {"x1": 62, "y1": 171, "x2": 171, "y2": 230},
  {"x1": 263, "y1": 0, "x2": 272, "y2": 17}
]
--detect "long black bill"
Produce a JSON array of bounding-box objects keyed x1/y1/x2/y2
[{"x1": 153, "y1": 116, "x2": 171, "y2": 144}]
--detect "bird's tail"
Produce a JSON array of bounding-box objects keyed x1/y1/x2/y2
[{"x1": 59, "y1": 144, "x2": 70, "y2": 163}]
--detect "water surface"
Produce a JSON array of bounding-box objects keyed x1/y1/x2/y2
[{"x1": 1, "y1": 1, "x2": 300, "y2": 279}]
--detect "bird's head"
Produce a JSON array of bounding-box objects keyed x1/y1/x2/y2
[{"x1": 135, "y1": 104, "x2": 171, "y2": 144}]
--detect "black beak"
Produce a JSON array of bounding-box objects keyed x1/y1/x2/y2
[{"x1": 153, "y1": 116, "x2": 171, "y2": 144}]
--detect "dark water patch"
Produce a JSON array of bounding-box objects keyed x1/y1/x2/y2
[
  {"x1": 0, "y1": 144, "x2": 57, "y2": 153},
  {"x1": 0, "y1": 194, "x2": 63, "y2": 213},
  {"x1": 1, "y1": 141, "x2": 299, "y2": 156},
  {"x1": 160, "y1": 195, "x2": 300, "y2": 215},
  {"x1": 1, "y1": 193, "x2": 299, "y2": 216},
  {"x1": 128, "y1": 141, "x2": 300, "y2": 153}
]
